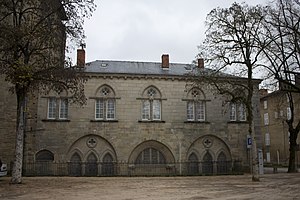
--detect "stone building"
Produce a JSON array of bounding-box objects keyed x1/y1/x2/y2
[
  {"x1": 6, "y1": 51, "x2": 261, "y2": 176},
  {"x1": 260, "y1": 89, "x2": 300, "y2": 165}
]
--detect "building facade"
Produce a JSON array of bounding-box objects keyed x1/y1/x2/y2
[
  {"x1": 6, "y1": 52, "x2": 261, "y2": 176},
  {"x1": 260, "y1": 90, "x2": 300, "y2": 166}
]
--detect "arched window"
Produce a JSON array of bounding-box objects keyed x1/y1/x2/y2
[
  {"x1": 36, "y1": 150, "x2": 54, "y2": 161},
  {"x1": 95, "y1": 85, "x2": 116, "y2": 120},
  {"x1": 186, "y1": 88, "x2": 206, "y2": 121},
  {"x1": 69, "y1": 153, "x2": 82, "y2": 176},
  {"x1": 135, "y1": 148, "x2": 166, "y2": 164},
  {"x1": 141, "y1": 87, "x2": 162, "y2": 121},
  {"x1": 217, "y1": 152, "x2": 229, "y2": 174},
  {"x1": 85, "y1": 153, "x2": 98, "y2": 176},
  {"x1": 202, "y1": 152, "x2": 213, "y2": 175},
  {"x1": 188, "y1": 153, "x2": 199, "y2": 175},
  {"x1": 102, "y1": 153, "x2": 114, "y2": 176}
]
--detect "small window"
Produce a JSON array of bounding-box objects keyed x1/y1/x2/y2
[
  {"x1": 229, "y1": 102, "x2": 246, "y2": 122},
  {"x1": 265, "y1": 133, "x2": 270, "y2": 146},
  {"x1": 48, "y1": 98, "x2": 56, "y2": 119},
  {"x1": 263, "y1": 100, "x2": 267, "y2": 109},
  {"x1": 229, "y1": 103, "x2": 236, "y2": 121},
  {"x1": 264, "y1": 113, "x2": 269, "y2": 125},
  {"x1": 274, "y1": 111, "x2": 278, "y2": 119},
  {"x1": 59, "y1": 99, "x2": 68, "y2": 119},
  {"x1": 287, "y1": 107, "x2": 291, "y2": 120}
]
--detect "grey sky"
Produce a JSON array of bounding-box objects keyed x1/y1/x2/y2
[{"x1": 70, "y1": 0, "x2": 268, "y2": 64}]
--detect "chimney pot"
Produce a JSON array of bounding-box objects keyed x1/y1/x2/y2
[
  {"x1": 162, "y1": 54, "x2": 169, "y2": 69},
  {"x1": 77, "y1": 49, "x2": 85, "y2": 68},
  {"x1": 198, "y1": 58, "x2": 204, "y2": 68}
]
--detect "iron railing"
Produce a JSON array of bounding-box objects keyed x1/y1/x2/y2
[{"x1": 23, "y1": 160, "x2": 243, "y2": 177}]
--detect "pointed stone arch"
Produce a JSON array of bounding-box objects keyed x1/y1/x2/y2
[
  {"x1": 202, "y1": 151, "x2": 213, "y2": 174},
  {"x1": 68, "y1": 152, "x2": 82, "y2": 176},
  {"x1": 95, "y1": 84, "x2": 116, "y2": 97},
  {"x1": 217, "y1": 151, "x2": 230, "y2": 174},
  {"x1": 187, "y1": 135, "x2": 232, "y2": 175},
  {"x1": 102, "y1": 153, "x2": 115, "y2": 176},
  {"x1": 187, "y1": 152, "x2": 199, "y2": 175},
  {"x1": 85, "y1": 152, "x2": 98, "y2": 176},
  {"x1": 67, "y1": 134, "x2": 117, "y2": 176}
]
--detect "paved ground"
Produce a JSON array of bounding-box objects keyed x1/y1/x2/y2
[{"x1": 0, "y1": 173, "x2": 300, "y2": 200}]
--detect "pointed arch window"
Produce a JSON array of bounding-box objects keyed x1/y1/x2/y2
[
  {"x1": 95, "y1": 86, "x2": 116, "y2": 120},
  {"x1": 141, "y1": 87, "x2": 162, "y2": 121},
  {"x1": 186, "y1": 88, "x2": 206, "y2": 121}
]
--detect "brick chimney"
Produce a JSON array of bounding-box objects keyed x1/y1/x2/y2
[
  {"x1": 198, "y1": 58, "x2": 204, "y2": 68},
  {"x1": 259, "y1": 89, "x2": 268, "y2": 97},
  {"x1": 77, "y1": 48, "x2": 85, "y2": 68},
  {"x1": 162, "y1": 54, "x2": 169, "y2": 69}
]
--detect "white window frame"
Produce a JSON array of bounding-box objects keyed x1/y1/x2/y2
[
  {"x1": 238, "y1": 103, "x2": 246, "y2": 121},
  {"x1": 230, "y1": 102, "x2": 247, "y2": 122},
  {"x1": 187, "y1": 101, "x2": 205, "y2": 121},
  {"x1": 141, "y1": 99, "x2": 161, "y2": 121},
  {"x1": 95, "y1": 98, "x2": 115, "y2": 120},
  {"x1": 106, "y1": 99, "x2": 115, "y2": 120},
  {"x1": 229, "y1": 103, "x2": 237, "y2": 121},
  {"x1": 264, "y1": 113, "x2": 269, "y2": 125},
  {"x1": 287, "y1": 107, "x2": 291, "y2": 120},
  {"x1": 47, "y1": 98, "x2": 57, "y2": 119},
  {"x1": 59, "y1": 98, "x2": 68, "y2": 119},
  {"x1": 263, "y1": 100, "x2": 267, "y2": 109},
  {"x1": 265, "y1": 133, "x2": 270, "y2": 146}
]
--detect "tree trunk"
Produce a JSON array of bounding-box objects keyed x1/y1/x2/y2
[
  {"x1": 250, "y1": 120, "x2": 260, "y2": 181},
  {"x1": 10, "y1": 88, "x2": 26, "y2": 184},
  {"x1": 288, "y1": 130, "x2": 297, "y2": 173}
]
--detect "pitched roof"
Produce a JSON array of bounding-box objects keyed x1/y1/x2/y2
[{"x1": 85, "y1": 60, "x2": 235, "y2": 78}]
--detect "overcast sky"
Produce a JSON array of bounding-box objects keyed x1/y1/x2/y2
[{"x1": 70, "y1": 0, "x2": 268, "y2": 64}]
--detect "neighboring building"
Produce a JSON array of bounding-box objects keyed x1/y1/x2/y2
[
  {"x1": 9, "y1": 51, "x2": 261, "y2": 176},
  {"x1": 0, "y1": 0, "x2": 67, "y2": 173},
  {"x1": 260, "y1": 89, "x2": 300, "y2": 165}
]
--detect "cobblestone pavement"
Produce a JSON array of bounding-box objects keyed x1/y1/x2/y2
[{"x1": 0, "y1": 173, "x2": 300, "y2": 200}]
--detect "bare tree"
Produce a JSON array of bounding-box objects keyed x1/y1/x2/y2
[
  {"x1": 261, "y1": 0, "x2": 300, "y2": 172},
  {"x1": 197, "y1": 3, "x2": 267, "y2": 181},
  {"x1": 0, "y1": 0, "x2": 95, "y2": 183}
]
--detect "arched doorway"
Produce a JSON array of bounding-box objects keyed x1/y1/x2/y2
[
  {"x1": 217, "y1": 152, "x2": 228, "y2": 174},
  {"x1": 85, "y1": 153, "x2": 98, "y2": 176},
  {"x1": 102, "y1": 153, "x2": 114, "y2": 176},
  {"x1": 35, "y1": 150, "x2": 54, "y2": 176},
  {"x1": 188, "y1": 153, "x2": 199, "y2": 175},
  {"x1": 202, "y1": 152, "x2": 213, "y2": 175},
  {"x1": 69, "y1": 153, "x2": 82, "y2": 176}
]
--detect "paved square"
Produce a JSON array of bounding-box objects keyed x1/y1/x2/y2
[{"x1": 0, "y1": 173, "x2": 299, "y2": 200}]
